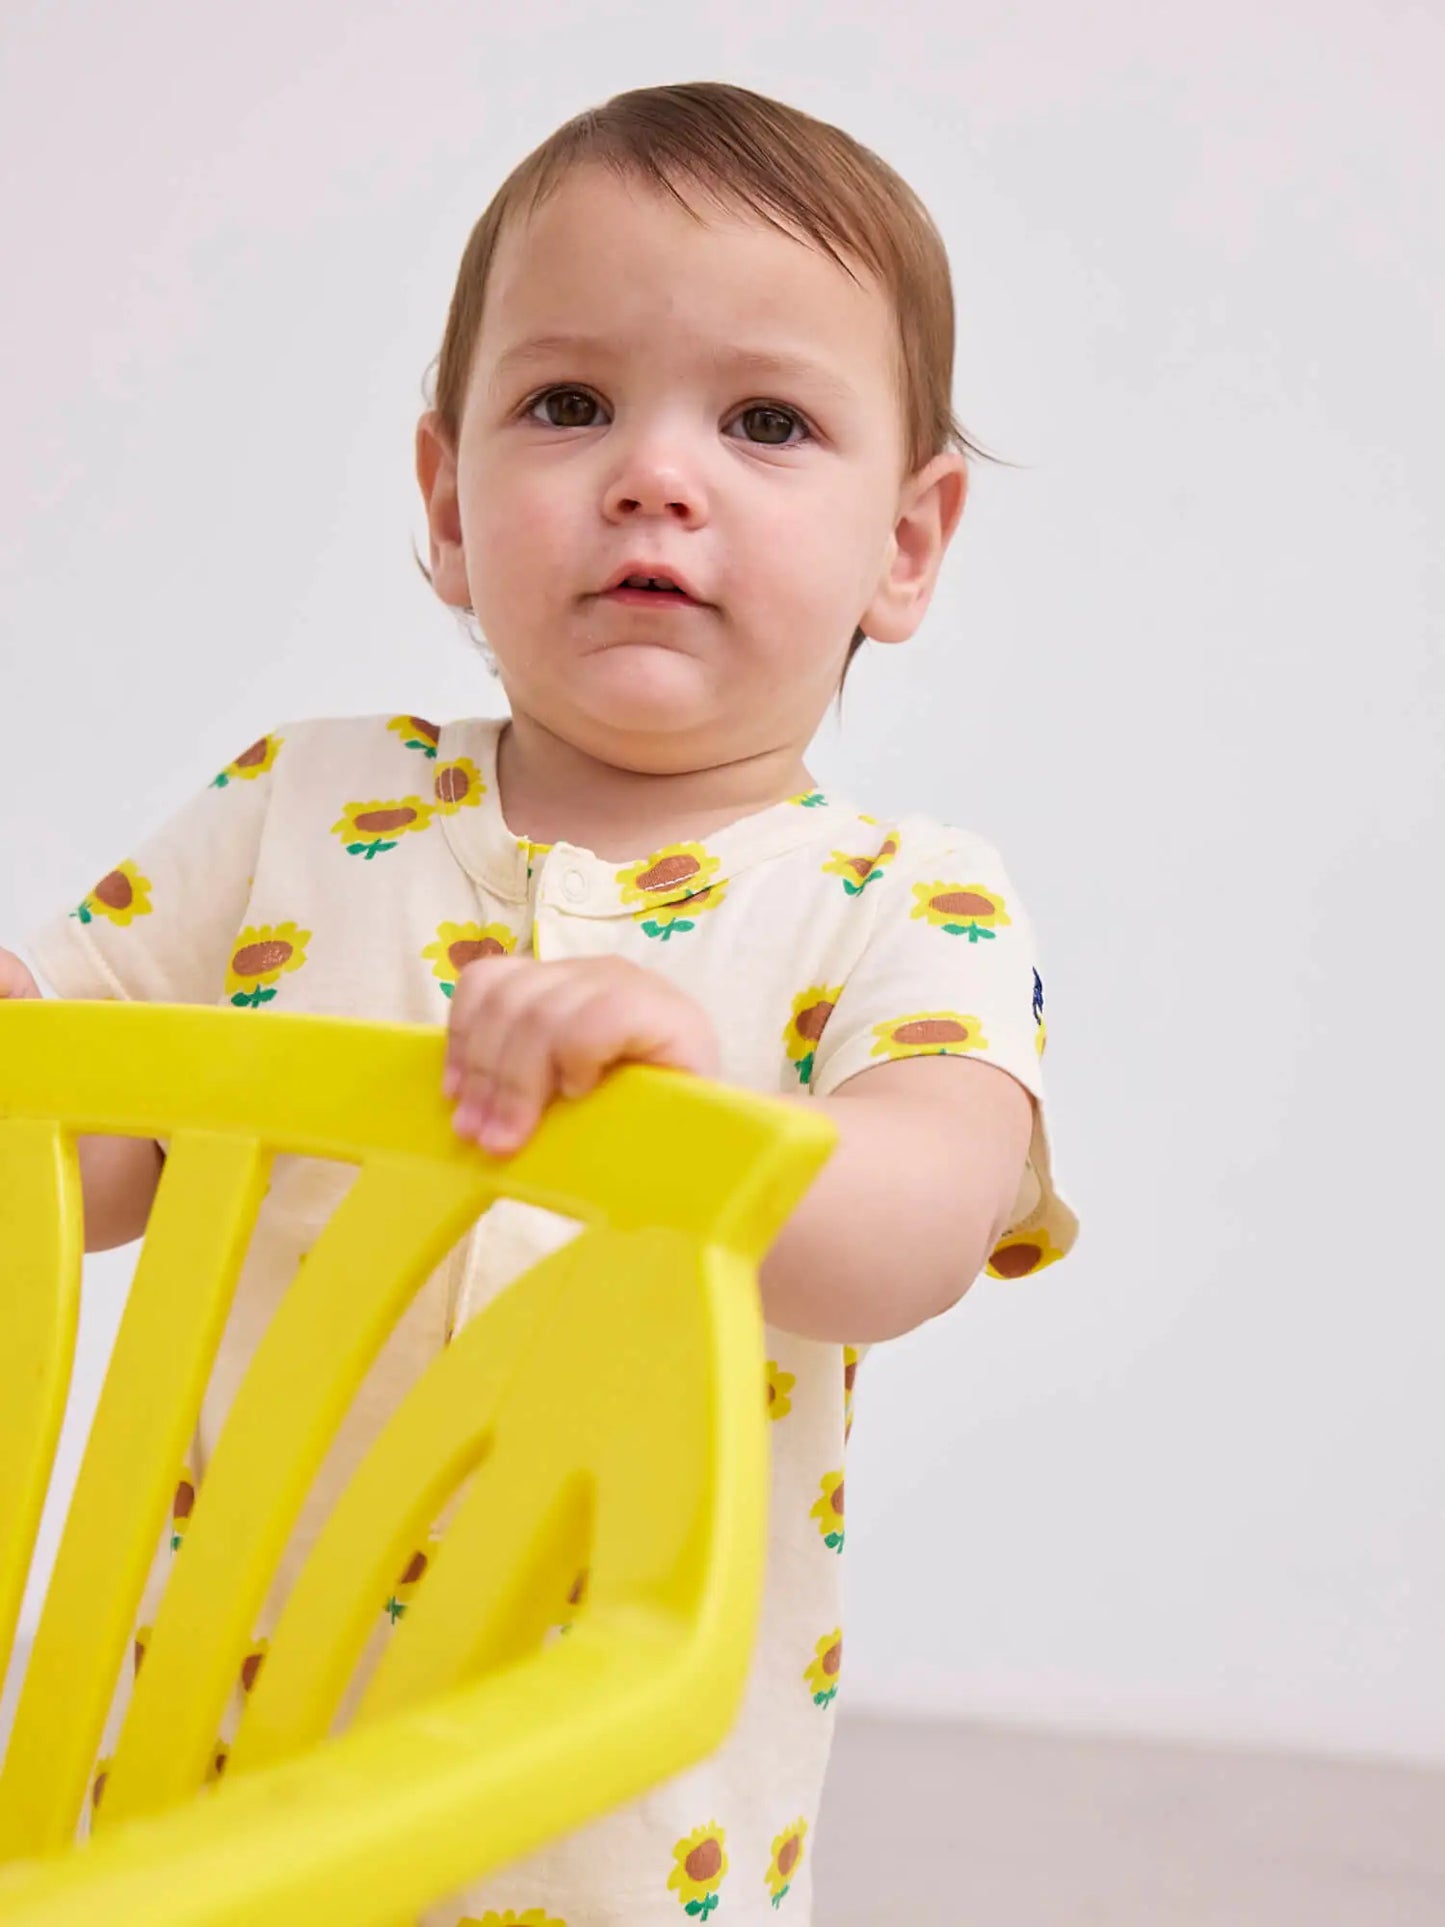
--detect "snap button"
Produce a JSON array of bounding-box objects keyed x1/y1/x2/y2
[{"x1": 561, "y1": 868, "x2": 587, "y2": 903}]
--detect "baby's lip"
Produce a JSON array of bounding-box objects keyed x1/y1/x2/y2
[{"x1": 599, "y1": 561, "x2": 706, "y2": 603}]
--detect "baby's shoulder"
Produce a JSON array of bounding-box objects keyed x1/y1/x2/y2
[
  {"x1": 797, "y1": 800, "x2": 1014, "y2": 889},
  {"x1": 257, "y1": 711, "x2": 450, "y2": 797}
]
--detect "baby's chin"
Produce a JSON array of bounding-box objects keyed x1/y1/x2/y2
[
  {"x1": 572, "y1": 637, "x2": 721, "y2": 726},
  {"x1": 534, "y1": 645, "x2": 742, "y2": 771}
]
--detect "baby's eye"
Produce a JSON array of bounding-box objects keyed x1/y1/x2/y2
[
  {"x1": 730, "y1": 403, "x2": 809, "y2": 448},
  {"x1": 527, "y1": 385, "x2": 601, "y2": 427}
]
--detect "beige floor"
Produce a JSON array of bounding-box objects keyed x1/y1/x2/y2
[{"x1": 813, "y1": 1712, "x2": 1445, "y2": 1925}]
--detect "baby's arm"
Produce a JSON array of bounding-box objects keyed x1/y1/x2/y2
[
  {"x1": 761, "y1": 1054, "x2": 1035, "y2": 1344},
  {"x1": 1, "y1": 947, "x2": 165, "y2": 1252}
]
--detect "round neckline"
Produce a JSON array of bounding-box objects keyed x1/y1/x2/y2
[{"x1": 434, "y1": 716, "x2": 863, "y2": 915}]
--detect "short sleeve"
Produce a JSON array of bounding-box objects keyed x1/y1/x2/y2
[
  {"x1": 26, "y1": 727, "x2": 285, "y2": 1008},
  {"x1": 809, "y1": 818, "x2": 1078, "y2": 1279}
]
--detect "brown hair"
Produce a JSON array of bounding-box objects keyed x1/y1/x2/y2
[{"x1": 424, "y1": 81, "x2": 991, "y2": 680}]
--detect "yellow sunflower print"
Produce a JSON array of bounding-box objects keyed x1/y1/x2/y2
[
  {"x1": 72, "y1": 859, "x2": 153, "y2": 928},
  {"x1": 787, "y1": 788, "x2": 828, "y2": 808},
  {"x1": 783, "y1": 984, "x2": 843, "y2": 1087},
  {"x1": 387, "y1": 714, "x2": 440, "y2": 759},
  {"x1": 331, "y1": 797, "x2": 434, "y2": 860},
  {"x1": 987, "y1": 1222, "x2": 1067, "y2": 1280},
  {"x1": 170, "y1": 1469, "x2": 196, "y2": 1551},
  {"x1": 459, "y1": 1912, "x2": 567, "y2": 1927},
  {"x1": 211, "y1": 732, "x2": 282, "y2": 788},
  {"x1": 804, "y1": 1630, "x2": 843, "y2": 1709},
  {"x1": 911, "y1": 879, "x2": 1011, "y2": 942},
  {"x1": 617, "y1": 843, "x2": 725, "y2": 942},
  {"x1": 810, "y1": 1471, "x2": 845, "y2": 1553},
  {"x1": 433, "y1": 755, "x2": 485, "y2": 814},
  {"x1": 667, "y1": 1822, "x2": 728, "y2": 1916},
  {"x1": 822, "y1": 832, "x2": 899, "y2": 896},
  {"x1": 204, "y1": 1739, "x2": 230, "y2": 1785},
  {"x1": 767, "y1": 1359, "x2": 796, "y2": 1421},
  {"x1": 843, "y1": 1345, "x2": 860, "y2": 1442},
  {"x1": 225, "y1": 923, "x2": 311, "y2": 1008},
  {"x1": 91, "y1": 1757, "x2": 112, "y2": 1811},
  {"x1": 385, "y1": 1532, "x2": 441, "y2": 1625},
  {"x1": 422, "y1": 920, "x2": 517, "y2": 998},
  {"x1": 765, "y1": 1819, "x2": 807, "y2": 1906},
  {"x1": 869, "y1": 1011, "x2": 988, "y2": 1061},
  {"x1": 133, "y1": 1623, "x2": 152, "y2": 1679}
]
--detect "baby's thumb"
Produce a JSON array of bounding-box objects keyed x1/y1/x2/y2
[{"x1": 0, "y1": 949, "x2": 42, "y2": 999}]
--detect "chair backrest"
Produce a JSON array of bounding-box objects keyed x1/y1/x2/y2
[{"x1": 0, "y1": 1001, "x2": 834, "y2": 1876}]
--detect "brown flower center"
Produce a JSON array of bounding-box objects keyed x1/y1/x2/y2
[
  {"x1": 235, "y1": 737, "x2": 270, "y2": 769},
  {"x1": 932, "y1": 890, "x2": 996, "y2": 919},
  {"x1": 448, "y1": 937, "x2": 506, "y2": 971},
  {"x1": 409, "y1": 717, "x2": 439, "y2": 743},
  {"x1": 686, "y1": 1838, "x2": 723, "y2": 1882},
  {"x1": 354, "y1": 807, "x2": 417, "y2": 835},
  {"x1": 436, "y1": 765, "x2": 470, "y2": 805},
  {"x1": 990, "y1": 1241, "x2": 1043, "y2": 1279},
  {"x1": 173, "y1": 1479, "x2": 195, "y2": 1519},
  {"x1": 94, "y1": 871, "x2": 133, "y2": 911},
  {"x1": 894, "y1": 1018, "x2": 970, "y2": 1048},
  {"x1": 232, "y1": 941, "x2": 292, "y2": 980},
  {"x1": 399, "y1": 1550, "x2": 428, "y2": 1586},
  {"x1": 831, "y1": 1480, "x2": 845, "y2": 1516},
  {"x1": 779, "y1": 1836, "x2": 801, "y2": 1877},
  {"x1": 636, "y1": 854, "x2": 701, "y2": 894},
  {"x1": 794, "y1": 1001, "x2": 834, "y2": 1044},
  {"x1": 823, "y1": 1639, "x2": 842, "y2": 1676}
]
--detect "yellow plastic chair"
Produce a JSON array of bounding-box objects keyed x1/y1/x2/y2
[{"x1": 0, "y1": 1001, "x2": 834, "y2": 1924}]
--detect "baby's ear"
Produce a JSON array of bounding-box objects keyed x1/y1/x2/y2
[
  {"x1": 861, "y1": 452, "x2": 968, "y2": 647},
  {"x1": 415, "y1": 412, "x2": 470, "y2": 608}
]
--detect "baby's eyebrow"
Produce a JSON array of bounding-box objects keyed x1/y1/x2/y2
[{"x1": 490, "y1": 332, "x2": 859, "y2": 405}]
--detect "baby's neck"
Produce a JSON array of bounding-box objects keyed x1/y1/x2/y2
[{"x1": 495, "y1": 714, "x2": 814, "y2": 862}]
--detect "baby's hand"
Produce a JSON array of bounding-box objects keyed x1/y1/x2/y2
[
  {"x1": 0, "y1": 949, "x2": 41, "y2": 1000},
  {"x1": 444, "y1": 955, "x2": 719, "y2": 1156}
]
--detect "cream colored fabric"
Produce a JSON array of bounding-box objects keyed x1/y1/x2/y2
[{"x1": 30, "y1": 713, "x2": 1077, "y2": 1924}]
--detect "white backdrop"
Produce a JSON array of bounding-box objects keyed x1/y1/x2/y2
[{"x1": 2, "y1": 1, "x2": 1440, "y2": 1764}]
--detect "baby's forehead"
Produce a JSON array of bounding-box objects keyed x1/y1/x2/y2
[{"x1": 483, "y1": 165, "x2": 901, "y2": 381}]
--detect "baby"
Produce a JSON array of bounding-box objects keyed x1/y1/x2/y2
[{"x1": 2, "y1": 80, "x2": 1078, "y2": 1925}]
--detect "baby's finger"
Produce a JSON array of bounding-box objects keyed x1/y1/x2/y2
[
  {"x1": 0, "y1": 949, "x2": 41, "y2": 1000},
  {"x1": 445, "y1": 953, "x2": 529, "y2": 1096},
  {"x1": 476, "y1": 975, "x2": 604, "y2": 1153}
]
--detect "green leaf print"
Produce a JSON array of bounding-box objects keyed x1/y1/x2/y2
[
  {"x1": 771, "y1": 1885, "x2": 790, "y2": 1909},
  {"x1": 346, "y1": 838, "x2": 400, "y2": 860},
  {"x1": 642, "y1": 918, "x2": 696, "y2": 941},
  {"x1": 823, "y1": 1530, "x2": 845, "y2": 1552},
  {"x1": 210, "y1": 772, "x2": 230, "y2": 788},
  {"x1": 404, "y1": 737, "x2": 438, "y2": 759},
  {"x1": 792, "y1": 1052, "x2": 815, "y2": 1087},
  {"x1": 72, "y1": 902, "x2": 93, "y2": 924},
  {"x1": 230, "y1": 985, "x2": 278, "y2": 1009},
  {"x1": 942, "y1": 922, "x2": 996, "y2": 942}
]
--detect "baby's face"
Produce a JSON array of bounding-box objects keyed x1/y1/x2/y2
[{"x1": 437, "y1": 166, "x2": 930, "y2": 772}]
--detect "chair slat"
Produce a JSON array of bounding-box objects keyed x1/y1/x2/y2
[
  {"x1": 360, "y1": 1225, "x2": 739, "y2": 1727},
  {"x1": 0, "y1": 1121, "x2": 81, "y2": 1702},
  {"x1": 227, "y1": 1248, "x2": 568, "y2": 1776},
  {"x1": 98, "y1": 1153, "x2": 495, "y2": 1829},
  {"x1": 0, "y1": 1131, "x2": 268, "y2": 1859}
]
